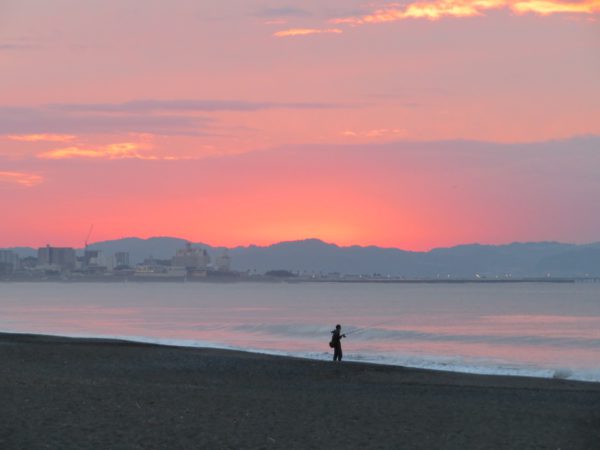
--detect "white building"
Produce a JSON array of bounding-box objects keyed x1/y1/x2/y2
[
  {"x1": 171, "y1": 243, "x2": 210, "y2": 269},
  {"x1": 215, "y1": 251, "x2": 231, "y2": 272}
]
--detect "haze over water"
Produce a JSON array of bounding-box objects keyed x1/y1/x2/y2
[{"x1": 2, "y1": 282, "x2": 599, "y2": 382}]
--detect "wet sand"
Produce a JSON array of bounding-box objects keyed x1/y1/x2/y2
[{"x1": 1, "y1": 332, "x2": 600, "y2": 449}]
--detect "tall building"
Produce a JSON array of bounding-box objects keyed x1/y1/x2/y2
[
  {"x1": 172, "y1": 243, "x2": 210, "y2": 269},
  {"x1": 37, "y1": 245, "x2": 76, "y2": 270},
  {"x1": 115, "y1": 252, "x2": 130, "y2": 267},
  {"x1": 0, "y1": 250, "x2": 19, "y2": 272}
]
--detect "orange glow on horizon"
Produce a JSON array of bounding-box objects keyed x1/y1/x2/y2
[{"x1": 1, "y1": 2, "x2": 598, "y2": 251}]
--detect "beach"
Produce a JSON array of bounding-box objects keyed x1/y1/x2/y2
[{"x1": 1, "y1": 333, "x2": 600, "y2": 449}]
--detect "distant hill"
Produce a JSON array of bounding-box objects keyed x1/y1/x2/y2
[
  {"x1": 5, "y1": 238, "x2": 600, "y2": 277},
  {"x1": 4, "y1": 247, "x2": 37, "y2": 258},
  {"x1": 88, "y1": 237, "x2": 192, "y2": 262},
  {"x1": 226, "y1": 240, "x2": 599, "y2": 277}
]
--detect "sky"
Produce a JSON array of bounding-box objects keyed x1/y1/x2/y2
[{"x1": 1, "y1": 0, "x2": 599, "y2": 250}]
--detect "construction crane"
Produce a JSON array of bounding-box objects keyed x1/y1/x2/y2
[{"x1": 84, "y1": 224, "x2": 94, "y2": 250}]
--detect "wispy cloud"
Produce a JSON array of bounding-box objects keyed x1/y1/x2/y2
[
  {"x1": 36, "y1": 139, "x2": 199, "y2": 161},
  {"x1": 512, "y1": 0, "x2": 600, "y2": 14},
  {"x1": 273, "y1": 28, "x2": 343, "y2": 38},
  {"x1": 342, "y1": 128, "x2": 406, "y2": 138},
  {"x1": 50, "y1": 99, "x2": 343, "y2": 113},
  {"x1": 0, "y1": 43, "x2": 38, "y2": 51},
  {"x1": 0, "y1": 44, "x2": 31, "y2": 50},
  {"x1": 0, "y1": 171, "x2": 43, "y2": 187},
  {"x1": 256, "y1": 7, "x2": 312, "y2": 18},
  {"x1": 0, "y1": 36, "x2": 40, "y2": 51},
  {"x1": 7, "y1": 134, "x2": 76, "y2": 142},
  {"x1": 330, "y1": 0, "x2": 600, "y2": 24},
  {"x1": 0, "y1": 100, "x2": 351, "y2": 138},
  {"x1": 0, "y1": 106, "x2": 209, "y2": 136},
  {"x1": 38, "y1": 142, "x2": 154, "y2": 160}
]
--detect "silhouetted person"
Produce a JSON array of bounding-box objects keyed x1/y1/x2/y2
[{"x1": 331, "y1": 324, "x2": 346, "y2": 361}]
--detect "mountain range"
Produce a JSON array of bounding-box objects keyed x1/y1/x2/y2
[{"x1": 7, "y1": 237, "x2": 600, "y2": 277}]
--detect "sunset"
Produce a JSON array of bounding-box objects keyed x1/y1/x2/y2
[
  {"x1": 2, "y1": 0, "x2": 599, "y2": 249},
  {"x1": 2, "y1": 2, "x2": 600, "y2": 449}
]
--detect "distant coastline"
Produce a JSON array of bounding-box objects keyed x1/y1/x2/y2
[
  {"x1": 0, "y1": 274, "x2": 592, "y2": 284},
  {"x1": 3, "y1": 237, "x2": 600, "y2": 280}
]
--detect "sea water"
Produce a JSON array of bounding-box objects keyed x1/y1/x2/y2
[{"x1": 1, "y1": 281, "x2": 599, "y2": 382}]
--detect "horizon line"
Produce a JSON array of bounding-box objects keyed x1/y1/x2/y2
[{"x1": 3, "y1": 236, "x2": 598, "y2": 253}]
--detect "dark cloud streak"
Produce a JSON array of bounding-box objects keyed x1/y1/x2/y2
[
  {"x1": 0, "y1": 107, "x2": 212, "y2": 136},
  {"x1": 49, "y1": 99, "x2": 348, "y2": 113},
  {"x1": 0, "y1": 98, "x2": 351, "y2": 136},
  {"x1": 0, "y1": 43, "x2": 38, "y2": 50},
  {"x1": 255, "y1": 7, "x2": 312, "y2": 17}
]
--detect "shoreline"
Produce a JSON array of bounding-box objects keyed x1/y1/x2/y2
[
  {"x1": 2, "y1": 332, "x2": 600, "y2": 449},
  {"x1": 0, "y1": 276, "x2": 585, "y2": 283},
  {"x1": 3, "y1": 331, "x2": 600, "y2": 386},
  {"x1": 0, "y1": 331, "x2": 600, "y2": 386},
  {"x1": 4, "y1": 330, "x2": 596, "y2": 383}
]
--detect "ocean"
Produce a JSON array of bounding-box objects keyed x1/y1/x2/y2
[{"x1": 1, "y1": 281, "x2": 599, "y2": 382}]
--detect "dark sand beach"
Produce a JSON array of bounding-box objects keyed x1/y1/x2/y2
[{"x1": 2, "y1": 333, "x2": 600, "y2": 449}]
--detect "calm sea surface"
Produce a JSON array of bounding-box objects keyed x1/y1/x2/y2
[{"x1": 1, "y1": 282, "x2": 599, "y2": 381}]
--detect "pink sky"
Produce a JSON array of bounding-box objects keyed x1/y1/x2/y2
[{"x1": 1, "y1": 0, "x2": 599, "y2": 250}]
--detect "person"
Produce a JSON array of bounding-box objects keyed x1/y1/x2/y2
[{"x1": 330, "y1": 324, "x2": 346, "y2": 361}]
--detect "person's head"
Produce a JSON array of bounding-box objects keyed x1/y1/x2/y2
[{"x1": 336, "y1": 324, "x2": 341, "y2": 330}]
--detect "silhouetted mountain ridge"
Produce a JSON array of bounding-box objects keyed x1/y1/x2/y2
[{"x1": 5, "y1": 237, "x2": 600, "y2": 277}]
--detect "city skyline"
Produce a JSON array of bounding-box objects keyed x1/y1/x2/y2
[
  {"x1": 1, "y1": 1, "x2": 599, "y2": 250},
  {"x1": 3, "y1": 236, "x2": 599, "y2": 279}
]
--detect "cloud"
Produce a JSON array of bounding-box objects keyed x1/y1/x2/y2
[
  {"x1": 256, "y1": 7, "x2": 312, "y2": 17},
  {"x1": 0, "y1": 43, "x2": 38, "y2": 51},
  {"x1": 511, "y1": 0, "x2": 600, "y2": 14},
  {"x1": 37, "y1": 142, "x2": 155, "y2": 160},
  {"x1": 342, "y1": 128, "x2": 406, "y2": 138},
  {"x1": 35, "y1": 139, "x2": 200, "y2": 161},
  {"x1": 50, "y1": 99, "x2": 343, "y2": 113},
  {"x1": 0, "y1": 171, "x2": 43, "y2": 187},
  {"x1": 0, "y1": 44, "x2": 28, "y2": 50},
  {"x1": 0, "y1": 106, "x2": 211, "y2": 136},
  {"x1": 273, "y1": 28, "x2": 343, "y2": 38},
  {"x1": 330, "y1": 0, "x2": 600, "y2": 24},
  {"x1": 0, "y1": 37, "x2": 40, "y2": 51},
  {"x1": 7, "y1": 134, "x2": 76, "y2": 142},
  {"x1": 366, "y1": 128, "x2": 405, "y2": 138},
  {"x1": 264, "y1": 19, "x2": 289, "y2": 25},
  {"x1": 0, "y1": 100, "x2": 351, "y2": 138}
]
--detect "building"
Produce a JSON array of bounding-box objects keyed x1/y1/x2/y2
[
  {"x1": 37, "y1": 245, "x2": 76, "y2": 270},
  {"x1": 0, "y1": 250, "x2": 19, "y2": 267},
  {"x1": 215, "y1": 251, "x2": 231, "y2": 272},
  {"x1": 82, "y1": 249, "x2": 100, "y2": 267},
  {"x1": 0, "y1": 250, "x2": 19, "y2": 274},
  {"x1": 115, "y1": 252, "x2": 130, "y2": 267},
  {"x1": 172, "y1": 243, "x2": 210, "y2": 269}
]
